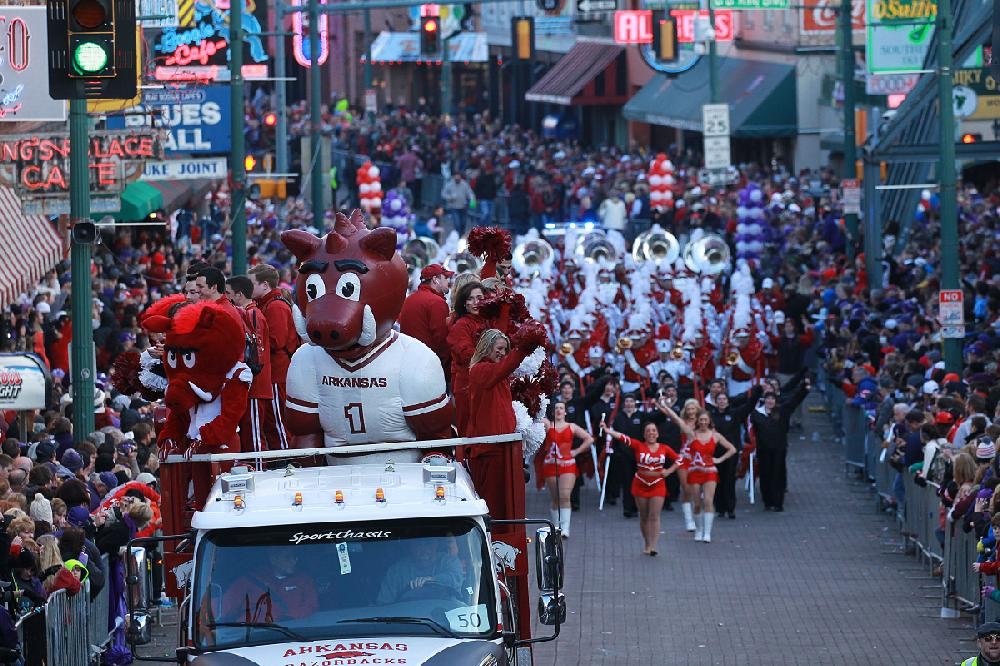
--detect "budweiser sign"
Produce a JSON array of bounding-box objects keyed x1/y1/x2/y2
[{"x1": 800, "y1": 0, "x2": 865, "y2": 34}]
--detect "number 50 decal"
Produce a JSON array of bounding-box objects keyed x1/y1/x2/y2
[{"x1": 344, "y1": 403, "x2": 366, "y2": 434}]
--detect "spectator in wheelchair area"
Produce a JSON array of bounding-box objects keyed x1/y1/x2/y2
[{"x1": 376, "y1": 538, "x2": 464, "y2": 605}]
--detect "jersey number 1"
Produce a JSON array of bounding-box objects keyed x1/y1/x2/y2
[{"x1": 344, "y1": 403, "x2": 367, "y2": 434}]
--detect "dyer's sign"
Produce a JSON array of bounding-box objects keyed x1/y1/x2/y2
[{"x1": 105, "y1": 86, "x2": 230, "y2": 154}]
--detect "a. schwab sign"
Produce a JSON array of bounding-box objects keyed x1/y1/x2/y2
[{"x1": 105, "y1": 86, "x2": 230, "y2": 154}]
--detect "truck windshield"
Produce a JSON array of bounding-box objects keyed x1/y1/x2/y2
[{"x1": 192, "y1": 518, "x2": 497, "y2": 650}]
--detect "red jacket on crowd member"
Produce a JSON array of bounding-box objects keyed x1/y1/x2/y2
[
  {"x1": 256, "y1": 289, "x2": 298, "y2": 384},
  {"x1": 466, "y1": 345, "x2": 530, "y2": 439},
  {"x1": 239, "y1": 301, "x2": 273, "y2": 399},
  {"x1": 398, "y1": 284, "x2": 450, "y2": 372}
]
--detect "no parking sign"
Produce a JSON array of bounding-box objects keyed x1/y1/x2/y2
[{"x1": 939, "y1": 289, "x2": 965, "y2": 339}]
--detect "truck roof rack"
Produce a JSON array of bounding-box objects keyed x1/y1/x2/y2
[{"x1": 163, "y1": 433, "x2": 524, "y2": 464}]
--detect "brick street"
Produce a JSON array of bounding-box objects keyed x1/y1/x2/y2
[{"x1": 528, "y1": 397, "x2": 969, "y2": 665}]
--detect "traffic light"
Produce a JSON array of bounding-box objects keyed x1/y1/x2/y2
[
  {"x1": 245, "y1": 155, "x2": 258, "y2": 171},
  {"x1": 651, "y1": 11, "x2": 678, "y2": 63},
  {"x1": 47, "y1": 0, "x2": 137, "y2": 99},
  {"x1": 263, "y1": 112, "x2": 277, "y2": 128},
  {"x1": 511, "y1": 17, "x2": 534, "y2": 61},
  {"x1": 960, "y1": 132, "x2": 982, "y2": 144},
  {"x1": 420, "y1": 17, "x2": 440, "y2": 56}
]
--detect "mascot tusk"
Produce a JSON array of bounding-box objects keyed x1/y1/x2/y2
[
  {"x1": 358, "y1": 304, "x2": 377, "y2": 347},
  {"x1": 188, "y1": 381, "x2": 214, "y2": 403}
]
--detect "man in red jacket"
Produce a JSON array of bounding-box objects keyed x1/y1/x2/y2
[
  {"x1": 227, "y1": 276, "x2": 273, "y2": 453},
  {"x1": 398, "y1": 264, "x2": 453, "y2": 376},
  {"x1": 249, "y1": 264, "x2": 299, "y2": 450}
]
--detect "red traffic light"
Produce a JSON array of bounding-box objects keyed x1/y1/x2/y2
[
  {"x1": 423, "y1": 18, "x2": 438, "y2": 32},
  {"x1": 72, "y1": 0, "x2": 108, "y2": 29},
  {"x1": 961, "y1": 133, "x2": 980, "y2": 144},
  {"x1": 263, "y1": 112, "x2": 277, "y2": 127}
]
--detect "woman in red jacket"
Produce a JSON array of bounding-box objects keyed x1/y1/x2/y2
[
  {"x1": 447, "y1": 281, "x2": 486, "y2": 436},
  {"x1": 465, "y1": 328, "x2": 537, "y2": 519}
]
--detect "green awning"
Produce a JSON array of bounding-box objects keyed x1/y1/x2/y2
[
  {"x1": 623, "y1": 57, "x2": 797, "y2": 137},
  {"x1": 116, "y1": 181, "x2": 163, "y2": 221}
]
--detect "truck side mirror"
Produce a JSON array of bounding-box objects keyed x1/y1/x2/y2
[
  {"x1": 126, "y1": 547, "x2": 152, "y2": 645},
  {"x1": 537, "y1": 592, "x2": 567, "y2": 626},
  {"x1": 533, "y1": 526, "x2": 563, "y2": 592}
]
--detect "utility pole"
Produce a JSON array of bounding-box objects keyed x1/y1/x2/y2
[
  {"x1": 937, "y1": 0, "x2": 961, "y2": 373},
  {"x1": 840, "y1": 0, "x2": 858, "y2": 262},
  {"x1": 309, "y1": 0, "x2": 324, "y2": 230},
  {"x1": 230, "y1": 0, "x2": 247, "y2": 274},
  {"x1": 69, "y1": 99, "x2": 95, "y2": 443},
  {"x1": 706, "y1": 1, "x2": 718, "y2": 103},
  {"x1": 363, "y1": 7, "x2": 373, "y2": 93},
  {"x1": 441, "y1": 31, "x2": 457, "y2": 117},
  {"x1": 275, "y1": 0, "x2": 289, "y2": 175}
]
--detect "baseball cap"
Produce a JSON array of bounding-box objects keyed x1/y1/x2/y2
[
  {"x1": 935, "y1": 411, "x2": 955, "y2": 425},
  {"x1": 977, "y1": 622, "x2": 1000, "y2": 638},
  {"x1": 420, "y1": 264, "x2": 454, "y2": 281},
  {"x1": 136, "y1": 472, "x2": 157, "y2": 486},
  {"x1": 922, "y1": 380, "x2": 939, "y2": 395},
  {"x1": 774, "y1": 311, "x2": 786, "y2": 324},
  {"x1": 61, "y1": 449, "x2": 83, "y2": 473},
  {"x1": 762, "y1": 278, "x2": 774, "y2": 289}
]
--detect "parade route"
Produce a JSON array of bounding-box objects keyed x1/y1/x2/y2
[{"x1": 528, "y1": 397, "x2": 967, "y2": 665}]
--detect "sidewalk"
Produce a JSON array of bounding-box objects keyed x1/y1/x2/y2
[{"x1": 528, "y1": 396, "x2": 968, "y2": 665}]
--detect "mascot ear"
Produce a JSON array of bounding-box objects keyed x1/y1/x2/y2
[
  {"x1": 142, "y1": 315, "x2": 172, "y2": 334},
  {"x1": 281, "y1": 229, "x2": 323, "y2": 260},
  {"x1": 198, "y1": 308, "x2": 217, "y2": 329},
  {"x1": 359, "y1": 227, "x2": 397, "y2": 261}
]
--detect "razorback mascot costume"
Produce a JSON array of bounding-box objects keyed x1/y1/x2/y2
[
  {"x1": 140, "y1": 294, "x2": 250, "y2": 515},
  {"x1": 280, "y1": 210, "x2": 452, "y2": 461}
]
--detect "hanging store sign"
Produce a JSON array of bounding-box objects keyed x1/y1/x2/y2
[
  {"x1": 800, "y1": 0, "x2": 865, "y2": 35},
  {"x1": 670, "y1": 10, "x2": 734, "y2": 43},
  {"x1": 149, "y1": 0, "x2": 268, "y2": 81},
  {"x1": 0, "y1": 354, "x2": 49, "y2": 410},
  {"x1": 105, "y1": 86, "x2": 231, "y2": 154},
  {"x1": 142, "y1": 157, "x2": 228, "y2": 180},
  {"x1": 0, "y1": 7, "x2": 66, "y2": 122},
  {"x1": 865, "y1": 0, "x2": 935, "y2": 74},
  {"x1": 950, "y1": 68, "x2": 1000, "y2": 120},
  {"x1": 0, "y1": 132, "x2": 163, "y2": 197},
  {"x1": 291, "y1": 0, "x2": 329, "y2": 67},
  {"x1": 139, "y1": 0, "x2": 180, "y2": 28},
  {"x1": 614, "y1": 10, "x2": 653, "y2": 44}
]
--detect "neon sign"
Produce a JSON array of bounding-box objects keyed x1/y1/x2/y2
[
  {"x1": 0, "y1": 132, "x2": 162, "y2": 196},
  {"x1": 291, "y1": 0, "x2": 329, "y2": 67},
  {"x1": 152, "y1": 0, "x2": 267, "y2": 79}
]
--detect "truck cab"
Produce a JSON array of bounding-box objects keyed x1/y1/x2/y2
[{"x1": 130, "y1": 440, "x2": 565, "y2": 665}]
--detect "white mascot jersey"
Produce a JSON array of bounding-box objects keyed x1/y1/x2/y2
[{"x1": 286, "y1": 330, "x2": 449, "y2": 447}]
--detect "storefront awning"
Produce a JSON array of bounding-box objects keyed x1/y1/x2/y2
[
  {"x1": 369, "y1": 31, "x2": 489, "y2": 63},
  {"x1": 116, "y1": 181, "x2": 164, "y2": 222},
  {"x1": 623, "y1": 56, "x2": 797, "y2": 137},
  {"x1": 0, "y1": 187, "x2": 64, "y2": 309},
  {"x1": 525, "y1": 41, "x2": 626, "y2": 106}
]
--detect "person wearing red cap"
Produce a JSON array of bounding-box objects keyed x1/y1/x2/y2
[{"x1": 399, "y1": 264, "x2": 454, "y2": 376}]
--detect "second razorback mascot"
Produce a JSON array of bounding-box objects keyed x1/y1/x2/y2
[
  {"x1": 140, "y1": 294, "x2": 251, "y2": 459},
  {"x1": 281, "y1": 209, "x2": 453, "y2": 455}
]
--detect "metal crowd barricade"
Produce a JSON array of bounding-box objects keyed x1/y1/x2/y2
[
  {"x1": 868, "y1": 432, "x2": 896, "y2": 508},
  {"x1": 15, "y1": 606, "x2": 46, "y2": 666},
  {"x1": 87, "y1": 556, "x2": 113, "y2": 652},
  {"x1": 943, "y1": 523, "x2": 981, "y2": 613},
  {"x1": 826, "y1": 384, "x2": 845, "y2": 439},
  {"x1": 841, "y1": 402, "x2": 866, "y2": 472}
]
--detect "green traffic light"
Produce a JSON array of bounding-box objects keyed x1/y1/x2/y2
[{"x1": 73, "y1": 40, "x2": 109, "y2": 74}]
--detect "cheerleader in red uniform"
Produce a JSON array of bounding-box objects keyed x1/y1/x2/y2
[
  {"x1": 603, "y1": 421, "x2": 681, "y2": 556},
  {"x1": 541, "y1": 402, "x2": 593, "y2": 538},
  {"x1": 658, "y1": 399, "x2": 700, "y2": 533},
  {"x1": 686, "y1": 410, "x2": 736, "y2": 543}
]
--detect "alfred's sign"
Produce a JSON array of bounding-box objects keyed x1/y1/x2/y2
[{"x1": 0, "y1": 131, "x2": 163, "y2": 197}]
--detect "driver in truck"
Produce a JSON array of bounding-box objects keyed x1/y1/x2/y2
[
  {"x1": 221, "y1": 548, "x2": 319, "y2": 622},
  {"x1": 376, "y1": 538, "x2": 464, "y2": 604}
]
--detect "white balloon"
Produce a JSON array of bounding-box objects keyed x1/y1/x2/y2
[
  {"x1": 390, "y1": 198, "x2": 403, "y2": 212},
  {"x1": 359, "y1": 183, "x2": 371, "y2": 195},
  {"x1": 649, "y1": 174, "x2": 662, "y2": 187},
  {"x1": 371, "y1": 182, "x2": 382, "y2": 193},
  {"x1": 749, "y1": 189, "x2": 763, "y2": 203},
  {"x1": 368, "y1": 166, "x2": 380, "y2": 178},
  {"x1": 650, "y1": 190, "x2": 663, "y2": 202}
]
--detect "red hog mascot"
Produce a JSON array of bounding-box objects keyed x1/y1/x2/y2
[
  {"x1": 280, "y1": 209, "x2": 452, "y2": 459},
  {"x1": 140, "y1": 295, "x2": 250, "y2": 458}
]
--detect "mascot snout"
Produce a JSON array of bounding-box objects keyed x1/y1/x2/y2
[{"x1": 304, "y1": 302, "x2": 377, "y2": 350}]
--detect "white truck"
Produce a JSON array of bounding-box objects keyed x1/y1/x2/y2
[{"x1": 127, "y1": 437, "x2": 565, "y2": 665}]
